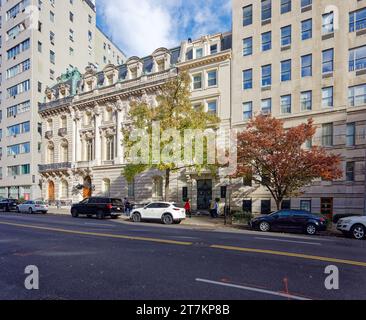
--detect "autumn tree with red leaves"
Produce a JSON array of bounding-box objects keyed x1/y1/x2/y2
[{"x1": 236, "y1": 115, "x2": 342, "y2": 210}]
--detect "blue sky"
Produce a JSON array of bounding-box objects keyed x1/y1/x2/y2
[{"x1": 96, "y1": 0, "x2": 232, "y2": 58}]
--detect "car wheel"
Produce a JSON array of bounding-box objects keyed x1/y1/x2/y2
[
  {"x1": 259, "y1": 221, "x2": 270, "y2": 232},
  {"x1": 71, "y1": 209, "x2": 79, "y2": 218},
  {"x1": 351, "y1": 224, "x2": 366, "y2": 240},
  {"x1": 96, "y1": 211, "x2": 105, "y2": 220},
  {"x1": 162, "y1": 213, "x2": 174, "y2": 225},
  {"x1": 132, "y1": 212, "x2": 141, "y2": 223},
  {"x1": 28, "y1": 208, "x2": 33, "y2": 214},
  {"x1": 305, "y1": 223, "x2": 317, "y2": 235}
]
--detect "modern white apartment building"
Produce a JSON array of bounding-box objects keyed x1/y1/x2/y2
[
  {"x1": 0, "y1": 0, "x2": 125, "y2": 200},
  {"x1": 232, "y1": 0, "x2": 366, "y2": 215}
]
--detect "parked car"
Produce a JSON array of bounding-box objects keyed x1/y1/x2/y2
[
  {"x1": 71, "y1": 197, "x2": 123, "y2": 219},
  {"x1": 130, "y1": 202, "x2": 186, "y2": 225},
  {"x1": 337, "y1": 216, "x2": 366, "y2": 240},
  {"x1": 249, "y1": 209, "x2": 327, "y2": 235},
  {"x1": 0, "y1": 199, "x2": 19, "y2": 212},
  {"x1": 17, "y1": 200, "x2": 48, "y2": 214}
]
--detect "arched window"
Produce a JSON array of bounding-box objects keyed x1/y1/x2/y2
[
  {"x1": 60, "y1": 139, "x2": 68, "y2": 162},
  {"x1": 47, "y1": 142, "x2": 54, "y2": 164},
  {"x1": 46, "y1": 119, "x2": 53, "y2": 131},
  {"x1": 60, "y1": 180, "x2": 69, "y2": 199},
  {"x1": 102, "y1": 178, "x2": 111, "y2": 197},
  {"x1": 106, "y1": 136, "x2": 115, "y2": 161},
  {"x1": 84, "y1": 111, "x2": 92, "y2": 126},
  {"x1": 152, "y1": 176, "x2": 163, "y2": 199}
]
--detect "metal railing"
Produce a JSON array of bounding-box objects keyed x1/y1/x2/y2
[{"x1": 39, "y1": 162, "x2": 72, "y2": 172}]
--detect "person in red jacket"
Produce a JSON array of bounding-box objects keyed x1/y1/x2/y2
[{"x1": 184, "y1": 198, "x2": 191, "y2": 218}]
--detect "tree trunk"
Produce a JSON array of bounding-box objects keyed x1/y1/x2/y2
[
  {"x1": 164, "y1": 169, "x2": 170, "y2": 202},
  {"x1": 275, "y1": 198, "x2": 282, "y2": 211}
]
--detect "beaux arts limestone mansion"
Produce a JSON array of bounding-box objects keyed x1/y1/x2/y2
[{"x1": 38, "y1": 1, "x2": 366, "y2": 215}]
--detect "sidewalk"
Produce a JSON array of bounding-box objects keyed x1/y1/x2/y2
[{"x1": 47, "y1": 207, "x2": 342, "y2": 237}]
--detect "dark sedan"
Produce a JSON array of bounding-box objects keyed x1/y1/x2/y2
[
  {"x1": 0, "y1": 199, "x2": 19, "y2": 212},
  {"x1": 249, "y1": 209, "x2": 327, "y2": 235}
]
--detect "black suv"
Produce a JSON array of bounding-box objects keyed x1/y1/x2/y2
[
  {"x1": 71, "y1": 197, "x2": 123, "y2": 219},
  {"x1": 249, "y1": 209, "x2": 328, "y2": 235},
  {"x1": 0, "y1": 199, "x2": 19, "y2": 212}
]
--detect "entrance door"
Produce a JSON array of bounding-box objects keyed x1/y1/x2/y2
[
  {"x1": 48, "y1": 181, "x2": 55, "y2": 202},
  {"x1": 321, "y1": 198, "x2": 333, "y2": 219},
  {"x1": 83, "y1": 176, "x2": 92, "y2": 199},
  {"x1": 197, "y1": 180, "x2": 212, "y2": 210}
]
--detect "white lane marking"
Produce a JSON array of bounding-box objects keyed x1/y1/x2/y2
[
  {"x1": 254, "y1": 237, "x2": 322, "y2": 246},
  {"x1": 195, "y1": 278, "x2": 311, "y2": 301}
]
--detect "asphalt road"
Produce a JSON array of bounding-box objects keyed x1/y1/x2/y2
[{"x1": 0, "y1": 212, "x2": 365, "y2": 300}]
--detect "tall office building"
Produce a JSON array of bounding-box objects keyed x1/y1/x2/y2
[
  {"x1": 0, "y1": 0, "x2": 125, "y2": 200},
  {"x1": 232, "y1": 0, "x2": 366, "y2": 215}
]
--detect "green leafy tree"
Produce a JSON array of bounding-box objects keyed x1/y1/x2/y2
[{"x1": 122, "y1": 71, "x2": 221, "y2": 201}]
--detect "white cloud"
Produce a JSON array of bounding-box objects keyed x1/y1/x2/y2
[{"x1": 98, "y1": 0, "x2": 231, "y2": 58}]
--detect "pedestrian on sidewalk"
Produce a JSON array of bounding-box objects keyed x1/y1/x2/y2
[
  {"x1": 209, "y1": 200, "x2": 215, "y2": 218},
  {"x1": 184, "y1": 198, "x2": 191, "y2": 218},
  {"x1": 124, "y1": 198, "x2": 131, "y2": 216},
  {"x1": 214, "y1": 199, "x2": 220, "y2": 218}
]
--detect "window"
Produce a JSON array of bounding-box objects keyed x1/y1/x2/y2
[
  {"x1": 349, "y1": 46, "x2": 366, "y2": 71},
  {"x1": 243, "y1": 5, "x2": 253, "y2": 26},
  {"x1": 69, "y1": 12, "x2": 74, "y2": 22},
  {"x1": 207, "y1": 101, "x2": 217, "y2": 114},
  {"x1": 6, "y1": 59, "x2": 30, "y2": 79},
  {"x1": 322, "y1": 123, "x2": 333, "y2": 147},
  {"x1": 261, "y1": 200, "x2": 271, "y2": 215},
  {"x1": 346, "y1": 162, "x2": 355, "y2": 182},
  {"x1": 152, "y1": 177, "x2": 163, "y2": 198},
  {"x1": 210, "y1": 44, "x2": 218, "y2": 54},
  {"x1": 281, "y1": 59, "x2": 291, "y2": 81},
  {"x1": 50, "y1": 50, "x2": 55, "y2": 64},
  {"x1": 50, "y1": 31, "x2": 55, "y2": 44},
  {"x1": 243, "y1": 37, "x2": 253, "y2": 56},
  {"x1": 261, "y1": 0, "x2": 271, "y2": 22},
  {"x1": 301, "y1": 91, "x2": 312, "y2": 111},
  {"x1": 38, "y1": 81, "x2": 42, "y2": 93},
  {"x1": 349, "y1": 83, "x2": 366, "y2": 106},
  {"x1": 38, "y1": 41, "x2": 42, "y2": 53},
  {"x1": 281, "y1": 25, "x2": 291, "y2": 47},
  {"x1": 207, "y1": 70, "x2": 217, "y2": 87},
  {"x1": 106, "y1": 136, "x2": 115, "y2": 161},
  {"x1": 281, "y1": 95, "x2": 291, "y2": 114},
  {"x1": 301, "y1": 54, "x2": 312, "y2": 77},
  {"x1": 322, "y1": 12, "x2": 334, "y2": 34},
  {"x1": 243, "y1": 69, "x2": 252, "y2": 90},
  {"x1": 243, "y1": 102, "x2": 252, "y2": 120},
  {"x1": 195, "y1": 48, "x2": 203, "y2": 59},
  {"x1": 322, "y1": 87, "x2": 333, "y2": 108},
  {"x1": 302, "y1": 19, "x2": 312, "y2": 40},
  {"x1": 300, "y1": 200, "x2": 311, "y2": 212},
  {"x1": 7, "y1": 101, "x2": 30, "y2": 117},
  {"x1": 322, "y1": 49, "x2": 334, "y2": 74},
  {"x1": 7, "y1": 39, "x2": 30, "y2": 59},
  {"x1": 7, "y1": 80, "x2": 30, "y2": 98},
  {"x1": 261, "y1": 65, "x2": 272, "y2": 87},
  {"x1": 261, "y1": 99, "x2": 272, "y2": 114},
  {"x1": 262, "y1": 32, "x2": 271, "y2": 51},
  {"x1": 193, "y1": 74, "x2": 202, "y2": 90},
  {"x1": 128, "y1": 179, "x2": 135, "y2": 198},
  {"x1": 346, "y1": 123, "x2": 356, "y2": 147},
  {"x1": 281, "y1": 0, "x2": 291, "y2": 14},
  {"x1": 7, "y1": 121, "x2": 30, "y2": 136},
  {"x1": 50, "y1": 11, "x2": 54, "y2": 22},
  {"x1": 350, "y1": 8, "x2": 366, "y2": 32},
  {"x1": 7, "y1": 142, "x2": 30, "y2": 156}
]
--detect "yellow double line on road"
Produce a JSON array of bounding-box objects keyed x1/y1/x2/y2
[{"x1": 1, "y1": 220, "x2": 366, "y2": 268}]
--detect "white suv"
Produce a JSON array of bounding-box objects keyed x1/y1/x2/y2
[
  {"x1": 337, "y1": 216, "x2": 366, "y2": 240},
  {"x1": 130, "y1": 202, "x2": 186, "y2": 225}
]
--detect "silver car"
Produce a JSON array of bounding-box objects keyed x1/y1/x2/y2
[{"x1": 17, "y1": 200, "x2": 48, "y2": 214}]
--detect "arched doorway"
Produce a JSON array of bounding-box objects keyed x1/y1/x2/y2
[
  {"x1": 83, "y1": 176, "x2": 92, "y2": 198},
  {"x1": 48, "y1": 181, "x2": 55, "y2": 201}
]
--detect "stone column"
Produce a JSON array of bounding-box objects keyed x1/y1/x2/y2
[
  {"x1": 115, "y1": 98, "x2": 123, "y2": 164},
  {"x1": 94, "y1": 103, "x2": 102, "y2": 166}
]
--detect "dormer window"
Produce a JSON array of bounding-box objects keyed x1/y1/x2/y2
[
  {"x1": 195, "y1": 48, "x2": 203, "y2": 59},
  {"x1": 210, "y1": 44, "x2": 218, "y2": 54}
]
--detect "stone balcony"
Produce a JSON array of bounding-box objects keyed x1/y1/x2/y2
[
  {"x1": 58, "y1": 128, "x2": 68, "y2": 137},
  {"x1": 45, "y1": 131, "x2": 53, "y2": 139},
  {"x1": 39, "y1": 162, "x2": 72, "y2": 172}
]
